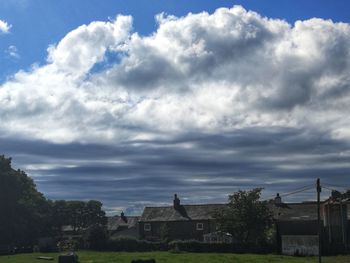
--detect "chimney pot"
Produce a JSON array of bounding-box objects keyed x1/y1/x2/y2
[
  {"x1": 275, "y1": 193, "x2": 282, "y2": 204},
  {"x1": 173, "y1": 193, "x2": 180, "y2": 209},
  {"x1": 121, "y1": 211, "x2": 127, "y2": 222}
]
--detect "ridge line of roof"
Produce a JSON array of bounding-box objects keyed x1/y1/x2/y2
[{"x1": 143, "y1": 203, "x2": 227, "y2": 209}]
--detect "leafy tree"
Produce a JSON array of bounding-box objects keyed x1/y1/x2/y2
[
  {"x1": 47, "y1": 199, "x2": 106, "y2": 236},
  {"x1": 0, "y1": 155, "x2": 48, "y2": 246},
  {"x1": 214, "y1": 188, "x2": 273, "y2": 245},
  {"x1": 84, "y1": 200, "x2": 107, "y2": 227},
  {"x1": 64, "y1": 200, "x2": 106, "y2": 231}
]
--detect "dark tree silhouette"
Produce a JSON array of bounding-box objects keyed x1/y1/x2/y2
[
  {"x1": 214, "y1": 188, "x2": 273, "y2": 245},
  {"x1": 0, "y1": 155, "x2": 48, "y2": 246},
  {"x1": 0, "y1": 155, "x2": 107, "y2": 247}
]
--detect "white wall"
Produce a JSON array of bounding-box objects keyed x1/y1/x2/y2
[{"x1": 282, "y1": 235, "x2": 319, "y2": 256}]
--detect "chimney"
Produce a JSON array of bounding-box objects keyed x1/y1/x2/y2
[
  {"x1": 331, "y1": 190, "x2": 341, "y2": 201},
  {"x1": 173, "y1": 194, "x2": 180, "y2": 209},
  {"x1": 121, "y1": 211, "x2": 127, "y2": 223},
  {"x1": 274, "y1": 193, "x2": 282, "y2": 205}
]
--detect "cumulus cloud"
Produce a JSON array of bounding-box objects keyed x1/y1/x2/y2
[
  {"x1": 0, "y1": 19, "x2": 11, "y2": 34},
  {"x1": 1, "y1": 6, "x2": 350, "y2": 144},
  {"x1": 1, "y1": 6, "x2": 350, "y2": 212}
]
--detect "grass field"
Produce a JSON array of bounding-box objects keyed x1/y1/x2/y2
[{"x1": 0, "y1": 251, "x2": 349, "y2": 263}]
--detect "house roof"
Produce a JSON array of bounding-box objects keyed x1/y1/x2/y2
[
  {"x1": 140, "y1": 204, "x2": 226, "y2": 222},
  {"x1": 272, "y1": 200, "x2": 350, "y2": 221},
  {"x1": 270, "y1": 202, "x2": 320, "y2": 221},
  {"x1": 107, "y1": 215, "x2": 140, "y2": 231},
  {"x1": 141, "y1": 197, "x2": 350, "y2": 223}
]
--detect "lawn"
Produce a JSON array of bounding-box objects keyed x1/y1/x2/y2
[{"x1": 0, "y1": 251, "x2": 349, "y2": 263}]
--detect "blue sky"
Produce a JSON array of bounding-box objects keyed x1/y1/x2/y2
[
  {"x1": 1, "y1": 1, "x2": 350, "y2": 215},
  {"x1": 1, "y1": 0, "x2": 349, "y2": 82}
]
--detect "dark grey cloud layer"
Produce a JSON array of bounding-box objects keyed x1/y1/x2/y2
[{"x1": 2, "y1": 126, "x2": 350, "y2": 214}]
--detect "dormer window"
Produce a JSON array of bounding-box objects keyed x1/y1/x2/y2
[
  {"x1": 196, "y1": 223, "x2": 204, "y2": 231},
  {"x1": 144, "y1": 223, "x2": 151, "y2": 231}
]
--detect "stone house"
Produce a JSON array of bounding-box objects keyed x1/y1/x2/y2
[
  {"x1": 139, "y1": 194, "x2": 225, "y2": 241},
  {"x1": 271, "y1": 192, "x2": 350, "y2": 256},
  {"x1": 107, "y1": 212, "x2": 140, "y2": 239}
]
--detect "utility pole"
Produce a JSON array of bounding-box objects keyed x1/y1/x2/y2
[{"x1": 317, "y1": 178, "x2": 322, "y2": 263}]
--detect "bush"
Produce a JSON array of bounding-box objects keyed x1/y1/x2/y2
[
  {"x1": 57, "y1": 239, "x2": 79, "y2": 252},
  {"x1": 85, "y1": 225, "x2": 108, "y2": 250},
  {"x1": 168, "y1": 240, "x2": 232, "y2": 253},
  {"x1": 106, "y1": 237, "x2": 167, "y2": 252},
  {"x1": 168, "y1": 240, "x2": 275, "y2": 253}
]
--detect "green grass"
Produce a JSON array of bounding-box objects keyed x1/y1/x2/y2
[{"x1": 0, "y1": 251, "x2": 349, "y2": 263}]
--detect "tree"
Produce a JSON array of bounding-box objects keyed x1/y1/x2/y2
[
  {"x1": 0, "y1": 155, "x2": 48, "y2": 246},
  {"x1": 214, "y1": 188, "x2": 273, "y2": 245},
  {"x1": 0, "y1": 154, "x2": 108, "y2": 248},
  {"x1": 47, "y1": 199, "x2": 107, "y2": 237},
  {"x1": 64, "y1": 200, "x2": 106, "y2": 232}
]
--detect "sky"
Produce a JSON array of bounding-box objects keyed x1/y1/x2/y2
[{"x1": 1, "y1": 1, "x2": 350, "y2": 215}]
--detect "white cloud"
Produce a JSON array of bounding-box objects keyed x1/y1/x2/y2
[
  {"x1": 0, "y1": 6, "x2": 350, "y2": 144},
  {"x1": 47, "y1": 15, "x2": 132, "y2": 78},
  {"x1": 0, "y1": 19, "x2": 11, "y2": 34},
  {"x1": 5, "y1": 45, "x2": 19, "y2": 58}
]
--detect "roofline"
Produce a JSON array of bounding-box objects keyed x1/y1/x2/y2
[
  {"x1": 278, "y1": 202, "x2": 318, "y2": 205},
  {"x1": 107, "y1": 215, "x2": 141, "y2": 218},
  {"x1": 139, "y1": 219, "x2": 216, "y2": 223},
  {"x1": 143, "y1": 203, "x2": 227, "y2": 209},
  {"x1": 282, "y1": 202, "x2": 350, "y2": 205}
]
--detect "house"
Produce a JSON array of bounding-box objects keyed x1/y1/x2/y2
[
  {"x1": 271, "y1": 199, "x2": 320, "y2": 256},
  {"x1": 107, "y1": 212, "x2": 140, "y2": 239},
  {"x1": 139, "y1": 194, "x2": 225, "y2": 241},
  {"x1": 61, "y1": 212, "x2": 140, "y2": 241},
  {"x1": 271, "y1": 192, "x2": 350, "y2": 256}
]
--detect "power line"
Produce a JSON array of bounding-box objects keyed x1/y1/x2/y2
[
  {"x1": 264, "y1": 182, "x2": 349, "y2": 202},
  {"x1": 264, "y1": 184, "x2": 314, "y2": 200},
  {"x1": 281, "y1": 185, "x2": 314, "y2": 198},
  {"x1": 322, "y1": 182, "x2": 349, "y2": 191},
  {"x1": 322, "y1": 186, "x2": 336, "y2": 192}
]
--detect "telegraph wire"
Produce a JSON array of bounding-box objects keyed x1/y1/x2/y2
[
  {"x1": 263, "y1": 182, "x2": 349, "y2": 202},
  {"x1": 322, "y1": 182, "x2": 349, "y2": 191},
  {"x1": 280, "y1": 185, "x2": 314, "y2": 198},
  {"x1": 264, "y1": 184, "x2": 314, "y2": 201},
  {"x1": 322, "y1": 186, "x2": 336, "y2": 192}
]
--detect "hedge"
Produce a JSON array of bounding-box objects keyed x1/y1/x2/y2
[
  {"x1": 106, "y1": 237, "x2": 167, "y2": 252},
  {"x1": 100, "y1": 237, "x2": 275, "y2": 253},
  {"x1": 168, "y1": 240, "x2": 275, "y2": 253}
]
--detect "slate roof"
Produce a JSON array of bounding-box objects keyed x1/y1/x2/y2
[
  {"x1": 141, "y1": 202, "x2": 329, "y2": 222},
  {"x1": 270, "y1": 202, "x2": 320, "y2": 221},
  {"x1": 140, "y1": 204, "x2": 226, "y2": 222},
  {"x1": 107, "y1": 215, "x2": 140, "y2": 231}
]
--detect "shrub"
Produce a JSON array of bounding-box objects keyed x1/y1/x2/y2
[
  {"x1": 106, "y1": 237, "x2": 167, "y2": 252},
  {"x1": 57, "y1": 239, "x2": 79, "y2": 252},
  {"x1": 85, "y1": 225, "x2": 108, "y2": 250},
  {"x1": 168, "y1": 240, "x2": 274, "y2": 253}
]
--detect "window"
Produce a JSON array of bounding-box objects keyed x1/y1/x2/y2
[
  {"x1": 144, "y1": 223, "x2": 151, "y2": 231},
  {"x1": 196, "y1": 223, "x2": 204, "y2": 230}
]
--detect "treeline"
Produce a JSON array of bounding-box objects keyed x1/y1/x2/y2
[{"x1": 0, "y1": 155, "x2": 106, "y2": 247}]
